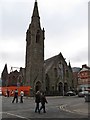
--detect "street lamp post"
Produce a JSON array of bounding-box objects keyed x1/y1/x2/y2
[{"x1": 63, "y1": 82, "x2": 64, "y2": 96}]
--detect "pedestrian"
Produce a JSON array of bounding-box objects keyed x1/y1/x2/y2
[
  {"x1": 35, "y1": 91, "x2": 41, "y2": 113},
  {"x1": 39, "y1": 92, "x2": 48, "y2": 113},
  {"x1": 12, "y1": 89, "x2": 18, "y2": 103},
  {"x1": 7, "y1": 89, "x2": 10, "y2": 97},
  {"x1": 5, "y1": 91, "x2": 7, "y2": 97},
  {"x1": 20, "y1": 90, "x2": 24, "y2": 103}
]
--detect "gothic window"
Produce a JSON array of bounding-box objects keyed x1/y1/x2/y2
[
  {"x1": 58, "y1": 62, "x2": 61, "y2": 69},
  {"x1": 52, "y1": 86, "x2": 54, "y2": 91},
  {"x1": 66, "y1": 70, "x2": 69, "y2": 77},
  {"x1": 36, "y1": 30, "x2": 40, "y2": 43},
  {"x1": 54, "y1": 68, "x2": 57, "y2": 77},
  {"x1": 26, "y1": 30, "x2": 31, "y2": 45}
]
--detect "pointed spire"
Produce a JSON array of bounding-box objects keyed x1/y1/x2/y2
[
  {"x1": 68, "y1": 60, "x2": 72, "y2": 71},
  {"x1": 32, "y1": 0, "x2": 39, "y2": 18},
  {"x1": 69, "y1": 60, "x2": 71, "y2": 66},
  {"x1": 3, "y1": 64, "x2": 8, "y2": 73},
  {"x1": 1, "y1": 64, "x2": 8, "y2": 86}
]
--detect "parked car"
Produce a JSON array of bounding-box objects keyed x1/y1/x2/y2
[
  {"x1": 0, "y1": 91, "x2": 2, "y2": 96},
  {"x1": 65, "y1": 91, "x2": 76, "y2": 96},
  {"x1": 84, "y1": 90, "x2": 90, "y2": 102},
  {"x1": 84, "y1": 93, "x2": 90, "y2": 102},
  {"x1": 78, "y1": 91, "x2": 89, "y2": 97},
  {"x1": 0, "y1": 87, "x2": 2, "y2": 96}
]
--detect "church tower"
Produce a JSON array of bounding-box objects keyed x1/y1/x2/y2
[{"x1": 25, "y1": 0, "x2": 45, "y2": 94}]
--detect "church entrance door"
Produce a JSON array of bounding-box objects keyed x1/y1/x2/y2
[{"x1": 58, "y1": 82, "x2": 63, "y2": 95}]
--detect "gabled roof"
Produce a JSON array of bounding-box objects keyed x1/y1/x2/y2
[
  {"x1": 44, "y1": 52, "x2": 67, "y2": 73},
  {"x1": 80, "y1": 67, "x2": 90, "y2": 72},
  {"x1": 44, "y1": 55, "x2": 58, "y2": 73}
]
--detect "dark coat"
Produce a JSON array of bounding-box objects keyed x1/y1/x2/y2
[
  {"x1": 35, "y1": 93, "x2": 41, "y2": 103},
  {"x1": 40, "y1": 95, "x2": 47, "y2": 104},
  {"x1": 14, "y1": 90, "x2": 18, "y2": 97}
]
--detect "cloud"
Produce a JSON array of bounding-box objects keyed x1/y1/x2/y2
[
  {"x1": 1, "y1": 2, "x2": 31, "y2": 39},
  {"x1": 69, "y1": 48, "x2": 88, "y2": 67},
  {"x1": 0, "y1": 0, "x2": 88, "y2": 76}
]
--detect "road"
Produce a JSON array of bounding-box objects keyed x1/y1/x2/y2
[{"x1": 1, "y1": 96, "x2": 89, "y2": 120}]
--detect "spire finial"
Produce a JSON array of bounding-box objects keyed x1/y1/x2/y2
[{"x1": 32, "y1": 0, "x2": 39, "y2": 18}]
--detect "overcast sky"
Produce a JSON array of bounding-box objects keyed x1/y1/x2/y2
[{"x1": 0, "y1": 0, "x2": 88, "y2": 76}]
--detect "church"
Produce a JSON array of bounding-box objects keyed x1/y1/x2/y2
[
  {"x1": 25, "y1": 0, "x2": 73, "y2": 95},
  {"x1": 1, "y1": 0, "x2": 74, "y2": 96}
]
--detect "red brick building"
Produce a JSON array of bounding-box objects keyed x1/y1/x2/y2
[
  {"x1": 78, "y1": 64, "x2": 90, "y2": 91},
  {"x1": 72, "y1": 67, "x2": 81, "y2": 91},
  {"x1": 1, "y1": 65, "x2": 25, "y2": 87}
]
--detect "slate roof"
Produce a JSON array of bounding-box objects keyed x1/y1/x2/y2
[{"x1": 44, "y1": 52, "x2": 66, "y2": 73}]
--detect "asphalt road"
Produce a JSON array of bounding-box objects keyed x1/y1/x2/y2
[{"x1": 1, "y1": 96, "x2": 89, "y2": 120}]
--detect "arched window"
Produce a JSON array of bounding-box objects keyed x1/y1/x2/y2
[
  {"x1": 54, "y1": 68, "x2": 57, "y2": 77},
  {"x1": 26, "y1": 30, "x2": 31, "y2": 45},
  {"x1": 36, "y1": 30, "x2": 40, "y2": 43}
]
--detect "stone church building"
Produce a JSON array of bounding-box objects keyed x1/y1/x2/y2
[
  {"x1": 1, "y1": 1, "x2": 74, "y2": 96},
  {"x1": 25, "y1": 1, "x2": 73, "y2": 95}
]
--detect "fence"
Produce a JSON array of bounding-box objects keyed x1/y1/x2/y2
[{"x1": 2, "y1": 86, "x2": 31, "y2": 96}]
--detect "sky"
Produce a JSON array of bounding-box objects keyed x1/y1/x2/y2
[{"x1": 0, "y1": 0, "x2": 88, "y2": 76}]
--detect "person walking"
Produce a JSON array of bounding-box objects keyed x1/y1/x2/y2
[
  {"x1": 35, "y1": 91, "x2": 41, "y2": 113},
  {"x1": 39, "y1": 92, "x2": 48, "y2": 113},
  {"x1": 7, "y1": 89, "x2": 10, "y2": 97},
  {"x1": 12, "y1": 89, "x2": 18, "y2": 103},
  {"x1": 20, "y1": 90, "x2": 24, "y2": 103}
]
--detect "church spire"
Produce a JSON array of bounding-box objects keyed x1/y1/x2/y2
[
  {"x1": 1, "y1": 64, "x2": 8, "y2": 87},
  {"x1": 69, "y1": 61, "x2": 71, "y2": 67},
  {"x1": 3, "y1": 64, "x2": 8, "y2": 73},
  {"x1": 32, "y1": 0, "x2": 39, "y2": 18},
  {"x1": 68, "y1": 61, "x2": 72, "y2": 71}
]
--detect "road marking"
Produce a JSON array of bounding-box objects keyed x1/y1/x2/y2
[
  {"x1": 2, "y1": 108, "x2": 34, "y2": 113},
  {"x1": 59, "y1": 104, "x2": 88, "y2": 115},
  {"x1": 2, "y1": 112, "x2": 30, "y2": 120},
  {"x1": 59, "y1": 104, "x2": 74, "y2": 113}
]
